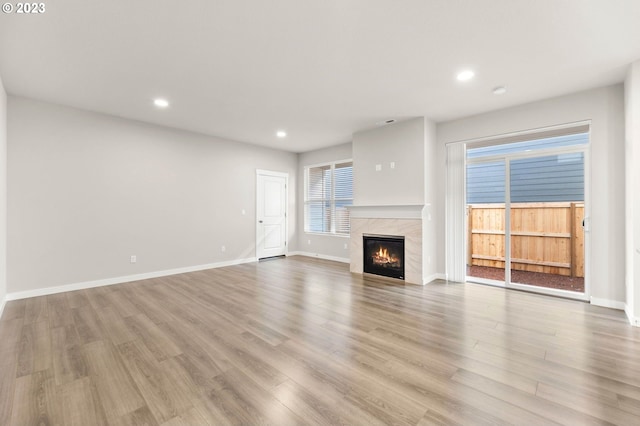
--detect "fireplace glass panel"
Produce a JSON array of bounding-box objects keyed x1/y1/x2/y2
[{"x1": 363, "y1": 235, "x2": 405, "y2": 280}]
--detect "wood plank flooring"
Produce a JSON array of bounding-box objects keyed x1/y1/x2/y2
[{"x1": 1, "y1": 256, "x2": 640, "y2": 425}]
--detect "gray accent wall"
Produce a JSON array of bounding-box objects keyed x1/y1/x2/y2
[
  {"x1": 0, "y1": 76, "x2": 6, "y2": 309},
  {"x1": 297, "y1": 142, "x2": 352, "y2": 260},
  {"x1": 437, "y1": 84, "x2": 626, "y2": 306},
  {"x1": 7, "y1": 96, "x2": 297, "y2": 294}
]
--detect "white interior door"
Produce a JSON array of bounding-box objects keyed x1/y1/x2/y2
[{"x1": 256, "y1": 170, "x2": 288, "y2": 259}]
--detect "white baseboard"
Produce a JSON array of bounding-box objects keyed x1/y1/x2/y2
[
  {"x1": 423, "y1": 273, "x2": 447, "y2": 284},
  {"x1": 0, "y1": 295, "x2": 6, "y2": 320},
  {"x1": 590, "y1": 296, "x2": 626, "y2": 311},
  {"x1": 5, "y1": 257, "x2": 257, "y2": 301},
  {"x1": 288, "y1": 251, "x2": 350, "y2": 264},
  {"x1": 625, "y1": 303, "x2": 640, "y2": 327}
]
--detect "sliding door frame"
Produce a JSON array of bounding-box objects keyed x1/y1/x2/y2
[{"x1": 461, "y1": 122, "x2": 591, "y2": 301}]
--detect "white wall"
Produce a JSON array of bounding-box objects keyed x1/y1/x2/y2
[
  {"x1": 351, "y1": 117, "x2": 440, "y2": 283},
  {"x1": 0, "y1": 76, "x2": 6, "y2": 315},
  {"x1": 296, "y1": 142, "x2": 352, "y2": 261},
  {"x1": 625, "y1": 61, "x2": 640, "y2": 325},
  {"x1": 353, "y1": 118, "x2": 425, "y2": 206},
  {"x1": 7, "y1": 96, "x2": 297, "y2": 295},
  {"x1": 423, "y1": 118, "x2": 438, "y2": 281},
  {"x1": 437, "y1": 84, "x2": 626, "y2": 306}
]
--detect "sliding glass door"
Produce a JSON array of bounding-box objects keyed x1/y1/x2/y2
[
  {"x1": 466, "y1": 131, "x2": 588, "y2": 299},
  {"x1": 466, "y1": 160, "x2": 506, "y2": 283},
  {"x1": 509, "y1": 153, "x2": 585, "y2": 293}
]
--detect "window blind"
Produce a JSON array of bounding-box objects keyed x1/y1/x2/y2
[
  {"x1": 305, "y1": 161, "x2": 353, "y2": 235},
  {"x1": 334, "y1": 162, "x2": 353, "y2": 234}
]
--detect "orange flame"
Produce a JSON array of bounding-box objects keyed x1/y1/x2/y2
[{"x1": 373, "y1": 246, "x2": 398, "y2": 265}]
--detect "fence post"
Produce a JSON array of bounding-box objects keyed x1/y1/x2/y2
[
  {"x1": 467, "y1": 205, "x2": 472, "y2": 267},
  {"x1": 570, "y1": 202, "x2": 576, "y2": 277}
]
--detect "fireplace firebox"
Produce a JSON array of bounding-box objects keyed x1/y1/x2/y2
[{"x1": 363, "y1": 234, "x2": 405, "y2": 280}]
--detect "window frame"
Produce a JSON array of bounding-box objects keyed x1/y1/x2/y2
[{"x1": 304, "y1": 159, "x2": 353, "y2": 236}]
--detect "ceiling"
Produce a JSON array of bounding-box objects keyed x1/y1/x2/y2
[{"x1": 1, "y1": 0, "x2": 639, "y2": 153}]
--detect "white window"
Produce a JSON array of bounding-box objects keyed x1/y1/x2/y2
[{"x1": 304, "y1": 160, "x2": 353, "y2": 235}]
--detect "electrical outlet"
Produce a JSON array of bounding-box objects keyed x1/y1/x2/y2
[
  {"x1": 221, "y1": 246, "x2": 226, "y2": 252},
  {"x1": 242, "y1": 209, "x2": 246, "y2": 215},
  {"x1": 390, "y1": 161, "x2": 395, "y2": 169},
  {"x1": 130, "y1": 255, "x2": 137, "y2": 263},
  {"x1": 375, "y1": 164, "x2": 382, "y2": 171}
]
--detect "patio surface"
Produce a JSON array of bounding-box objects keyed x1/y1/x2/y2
[{"x1": 467, "y1": 265, "x2": 585, "y2": 293}]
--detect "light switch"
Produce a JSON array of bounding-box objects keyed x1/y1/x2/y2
[
  {"x1": 390, "y1": 162, "x2": 395, "y2": 169},
  {"x1": 375, "y1": 164, "x2": 382, "y2": 171}
]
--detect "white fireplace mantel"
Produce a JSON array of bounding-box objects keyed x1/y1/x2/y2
[{"x1": 347, "y1": 204, "x2": 428, "y2": 219}]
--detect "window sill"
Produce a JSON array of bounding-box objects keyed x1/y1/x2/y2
[{"x1": 304, "y1": 232, "x2": 350, "y2": 238}]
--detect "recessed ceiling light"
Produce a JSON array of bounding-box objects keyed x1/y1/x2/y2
[
  {"x1": 276, "y1": 130, "x2": 287, "y2": 138},
  {"x1": 153, "y1": 98, "x2": 169, "y2": 108},
  {"x1": 493, "y1": 86, "x2": 507, "y2": 95},
  {"x1": 456, "y1": 70, "x2": 475, "y2": 81}
]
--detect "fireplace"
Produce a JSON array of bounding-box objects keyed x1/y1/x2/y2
[{"x1": 363, "y1": 234, "x2": 405, "y2": 280}]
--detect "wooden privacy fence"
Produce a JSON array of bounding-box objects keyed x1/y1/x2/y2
[{"x1": 467, "y1": 202, "x2": 584, "y2": 277}]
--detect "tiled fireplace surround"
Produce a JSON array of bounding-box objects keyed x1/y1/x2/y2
[{"x1": 349, "y1": 205, "x2": 425, "y2": 285}]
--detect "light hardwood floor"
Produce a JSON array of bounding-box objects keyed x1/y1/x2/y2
[{"x1": 1, "y1": 256, "x2": 640, "y2": 425}]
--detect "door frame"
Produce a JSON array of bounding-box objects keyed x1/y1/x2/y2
[
  {"x1": 463, "y1": 122, "x2": 591, "y2": 301},
  {"x1": 256, "y1": 169, "x2": 289, "y2": 259}
]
